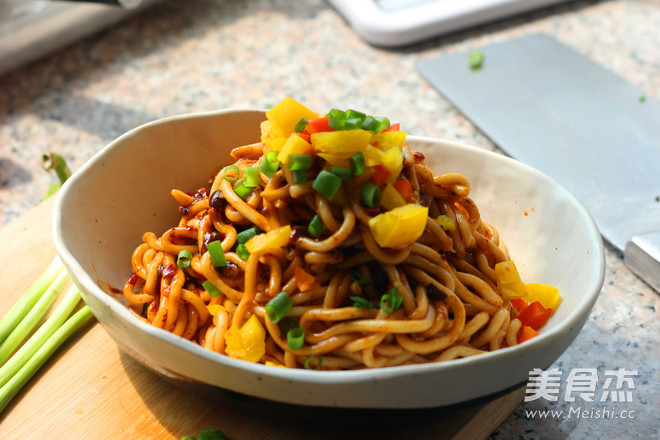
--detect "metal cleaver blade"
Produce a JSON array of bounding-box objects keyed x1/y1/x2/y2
[{"x1": 416, "y1": 33, "x2": 660, "y2": 293}]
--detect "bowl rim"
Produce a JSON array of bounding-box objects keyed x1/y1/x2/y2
[{"x1": 52, "y1": 108, "x2": 606, "y2": 385}]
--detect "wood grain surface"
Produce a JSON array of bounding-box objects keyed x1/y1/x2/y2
[{"x1": 0, "y1": 198, "x2": 524, "y2": 439}]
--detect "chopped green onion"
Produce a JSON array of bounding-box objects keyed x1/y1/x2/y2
[
  {"x1": 259, "y1": 151, "x2": 280, "y2": 177},
  {"x1": 349, "y1": 268, "x2": 371, "y2": 285},
  {"x1": 331, "y1": 167, "x2": 352, "y2": 181},
  {"x1": 361, "y1": 183, "x2": 381, "y2": 208},
  {"x1": 41, "y1": 152, "x2": 72, "y2": 185},
  {"x1": 308, "y1": 214, "x2": 324, "y2": 237},
  {"x1": 346, "y1": 109, "x2": 367, "y2": 121},
  {"x1": 294, "y1": 118, "x2": 308, "y2": 133},
  {"x1": 278, "y1": 317, "x2": 299, "y2": 334},
  {"x1": 236, "y1": 243, "x2": 250, "y2": 260},
  {"x1": 350, "y1": 296, "x2": 375, "y2": 309},
  {"x1": 328, "y1": 109, "x2": 346, "y2": 130},
  {"x1": 344, "y1": 118, "x2": 362, "y2": 130},
  {"x1": 293, "y1": 169, "x2": 308, "y2": 184},
  {"x1": 202, "y1": 280, "x2": 222, "y2": 297},
  {"x1": 286, "y1": 154, "x2": 313, "y2": 171},
  {"x1": 223, "y1": 165, "x2": 240, "y2": 182},
  {"x1": 199, "y1": 428, "x2": 226, "y2": 440},
  {"x1": 287, "y1": 327, "x2": 305, "y2": 350},
  {"x1": 265, "y1": 292, "x2": 292, "y2": 323},
  {"x1": 244, "y1": 166, "x2": 260, "y2": 188},
  {"x1": 177, "y1": 250, "x2": 193, "y2": 269},
  {"x1": 374, "y1": 116, "x2": 390, "y2": 132},
  {"x1": 233, "y1": 179, "x2": 254, "y2": 200},
  {"x1": 362, "y1": 116, "x2": 390, "y2": 133},
  {"x1": 312, "y1": 170, "x2": 343, "y2": 200},
  {"x1": 237, "y1": 227, "x2": 260, "y2": 244},
  {"x1": 304, "y1": 354, "x2": 323, "y2": 370},
  {"x1": 206, "y1": 240, "x2": 226, "y2": 267},
  {"x1": 349, "y1": 152, "x2": 365, "y2": 176},
  {"x1": 380, "y1": 287, "x2": 403, "y2": 314},
  {"x1": 469, "y1": 49, "x2": 484, "y2": 70}
]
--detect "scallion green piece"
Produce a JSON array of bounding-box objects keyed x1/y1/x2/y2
[
  {"x1": 331, "y1": 167, "x2": 352, "y2": 181},
  {"x1": 177, "y1": 250, "x2": 193, "y2": 269},
  {"x1": 345, "y1": 109, "x2": 366, "y2": 121},
  {"x1": 236, "y1": 243, "x2": 250, "y2": 260},
  {"x1": 223, "y1": 165, "x2": 240, "y2": 182},
  {"x1": 294, "y1": 118, "x2": 308, "y2": 133},
  {"x1": 349, "y1": 152, "x2": 365, "y2": 176},
  {"x1": 199, "y1": 428, "x2": 226, "y2": 440},
  {"x1": 286, "y1": 154, "x2": 313, "y2": 171},
  {"x1": 350, "y1": 296, "x2": 375, "y2": 309},
  {"x1": 348, "y1": 268, "x2": 371, "y2": 286},
  {"x1": 232, "y1": 179, "x2": 254, "y2": 200},
  {"x1": 304, "y1": 354, "x2": 323, "y2": 370},
  {"x1": 202, "y1": 280, "x2": 222, "y2": 297},
  {"x1": 328, "y1": 109, "x2": 346, "y2": 130},
  {"x1": 293, "y1": 169, "x2": 308, "y2": 184},
  {"x1": 41, "y1": 152, "x2": 72, "y2": 185},
  {"x1": 380, "y1": 287, "x2": 403, "y2": 314},
  {"x1": 244, "y1": 166, "x2": 260, "y2": 188},
  {"x1": 206, "y1": 240, "x2": 226, "y2": 267},
  {"x1": 287, "y1": 327, "x2": 305, "y2": 350},
  {"x1": 259, "y1": 151, "x2": 279, "y2": 177},
  {"x1": 361, "y1": 183, "x2": 381, "y2": 208},
  {"x1": 312, "y1": 170, "x2": 342, "y2": 200},
  {"x1": 278, "y1": 317, "x2": 299, "y2": 334},
  {"x1": 343, "y1": 118, "x2": 362, "y2": 130},
  {"x1": 308, "y1": 214, "x2": 324, "y2": 237},
  {"x1": 469, "y1": 49, "x2": 484, "y2": 70},
  {"x1": 265, "y1": 292, "x2": 292, "y2": 323},
  {"x1": 237, "y1": 227, "x2": 260, "y2": 244}
]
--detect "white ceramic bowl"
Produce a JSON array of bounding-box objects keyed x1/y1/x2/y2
[{"x1": 52, "y1": 109, "x2": 605, "y2": 410}]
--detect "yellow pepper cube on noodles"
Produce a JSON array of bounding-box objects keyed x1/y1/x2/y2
[
  {"x1": 246, "y1": 225, "x2": 292, "y2": 254},
  {"x1": 224, "y1": 314, "x2": 266, "y2": 363},
  {"x1": 368, "y1": 204, "x2": 428, "y2": 248},
  {"x1": 311, "y1": 129, "x2": 372, "y2": 157},
  {"x1": 380, "y1": 183, "x2": 406, "y2": 210},
  {"x1": 371, "y1": 131, "x2": 406, "y2": 151},
  {"x1": 266, "y1": 97, "x2": 319, "y2": 137},
  {"x1": 276, "y1": 134, "x2": 313, "y2": 164},
  {"x1": 495, "y1": 260, "x2": 527, "y2": 300},
  {"x1": 526, "y1": 283, "x2": 563, "y2": 310}
]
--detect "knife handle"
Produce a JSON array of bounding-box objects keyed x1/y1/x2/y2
[{"x1": 624, "y1": 231, "x2": 660, "y2": 294}]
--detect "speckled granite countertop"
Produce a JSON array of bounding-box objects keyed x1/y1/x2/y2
[{"x1": 0, "y1": 0, "x2": 658, "y2": 438}]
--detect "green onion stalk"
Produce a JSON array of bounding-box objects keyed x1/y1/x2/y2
[{"x1": 0, "y1": 152, "x2": 92, "y2": 415}]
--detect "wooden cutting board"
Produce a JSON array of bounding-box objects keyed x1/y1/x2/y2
[{"x1": 0, "y1": 198, "x2": 524, "y2": 439}]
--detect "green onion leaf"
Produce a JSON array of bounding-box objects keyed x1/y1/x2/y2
[
  {"x1": 348, "y1": 268, "x2": 371, "y2": 285},
  {"x1": 350, "y1": 296, "x2": 375, "y2": 309},
  {"x1": 308, "y1": 214, "x2": 324, "y2": 237},
  {"x1": 259, "y1": 151, "x2": 280, "y2": 177},
  {"x1": 236, "y1": 227, "x2": 260, "y2": 244},
  {"x1": 278, "y1": 317, "x2": 299, "y2": 334},
  {"x1": 206, "y1": 240, "x2": 226, "y2": 267},
  {"x1": 328, "y1": 109, "x2": 346, "y2": 130},
  {"x1": 330, "y1": 167, "x2": 352, "y2": 181},
  {"x1": 199, "y1": 428, "x2": 226, "y2": 440},
  {"x1": 346, "y1": 109, "x2": 367, "y2": 121},
  {"x1": 202, "y1": 280, "x2": 222, "y2": 297},
  {"x1": 361, "y1": 183, "x2": 381, "y2": 208},
  {"x1": 265, "y1": 292, "x2": 292, "y2": 323},
  {"x1": 349, "y1": 152, "x2": 365, "y2": 176},
  {"x1": 223, "y1": 165, "x2": 240, "y2": 182},
  {"x1": 293, "y1": 169, "x2": 308, "y2": 184},
  {"x1": 469, "y1": 49, "x2": 484, "y2": 70},
  {"x1": 177, "y1": 250, "x2": 193, "y2": 269},
  {"x1": 380, "y1": 287, "x2": 403, "y2": 314},
  {"x1": 287, "y1": 327, "x2": 305, "y2": 350},
  {"x1": 233, "y1": 179, "x2": 254, "y2": 200},
  {"x1": 304, "y1": 354, "x2": 323, "y2": 370},
  {"x1": 236, "y1": 243, "x2": 250, "y2": 260},
  {"x1": 294, "y1": 118, "x2": 308, "y2": 133},
  {"x1": 344, "y1": 118, "x2": 362, "y2": 130},
  {"x1": 286, "y1": 154, "x2": 313, "y2": 171},
  {"x1": 244, "y1": 166, "x2": 260, "y2": 188},
  {"x1": 312, "y1": 170, "x2": 343, "y2": 200}
]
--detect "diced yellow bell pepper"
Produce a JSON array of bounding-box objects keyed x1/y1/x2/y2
[
  {"x1": 317, "y1": 153, "x2": 350, "y2": 168},
  {"x1": 266, "y1": 97, "x2": 319, "y2": 137},
  {"x1": 495, "y1": 260, "x2": 527, "y2": 300},
  {"x1": 372, "y1": 131, "x2": 406, "y2": 151},
  {"x1": 363, "y1": 145, "x2": 403, "y2": 183},
  {"x1": 224, "y1": 314, "x2": 266, "y2": 363},
  {"x1": 434, "y1": 214, "x2": 456, "y2": 231},
  {"x1": 380, "y1": 183, "x2": 406, "y2": 210},
  {"x1": 276, "y1": 134, "x2": 313, "y2": 164},
  {"x1": 246, "y1": 225, "x2": 292, "y2": 254},
  {"x1": 311, "y1": 129, "x2": 372, "y2": 157},
  {"x1": 525, "y1": 283, "x2": 563, "y2": 310},
  {"x1": 208, "y1": 304, "x2": 226, "y2": 315},
  {"x1": 368, "y1": 204, "x2": 428, "y2": 248}
]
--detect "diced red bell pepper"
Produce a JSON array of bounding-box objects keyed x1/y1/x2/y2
[
  {"x1": 373, "y1": 165, "x2": 391, "y2": 186},
  {"x1": 517, "y1": 325, "x2": 539, "y2": 344},
  {"x1": 518, "y1": 301, "x2": 552, "y2": 330},
  {"x1": 511, "y1": 297, "x2": 529, "y2": 315},
  {"x1": 293, "y1": 132, "x2": 310, "y2": 142},
  {"x1": 305, "y1": 117, "x2": 333, "y2": 134},
  {"x1": 393, "y1": 179, "x2": 413, "y2": 198},
  {"x1": 383, "y1": 123, "x2": 400, "y2": 132}
]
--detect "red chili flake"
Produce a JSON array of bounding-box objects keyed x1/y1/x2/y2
[
  {"x1": 128, "y1": 274, "x2": 139, "y2": 285},
  {"x1": 161, "y1": 263, "x2": 176, "y2": 280}
]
